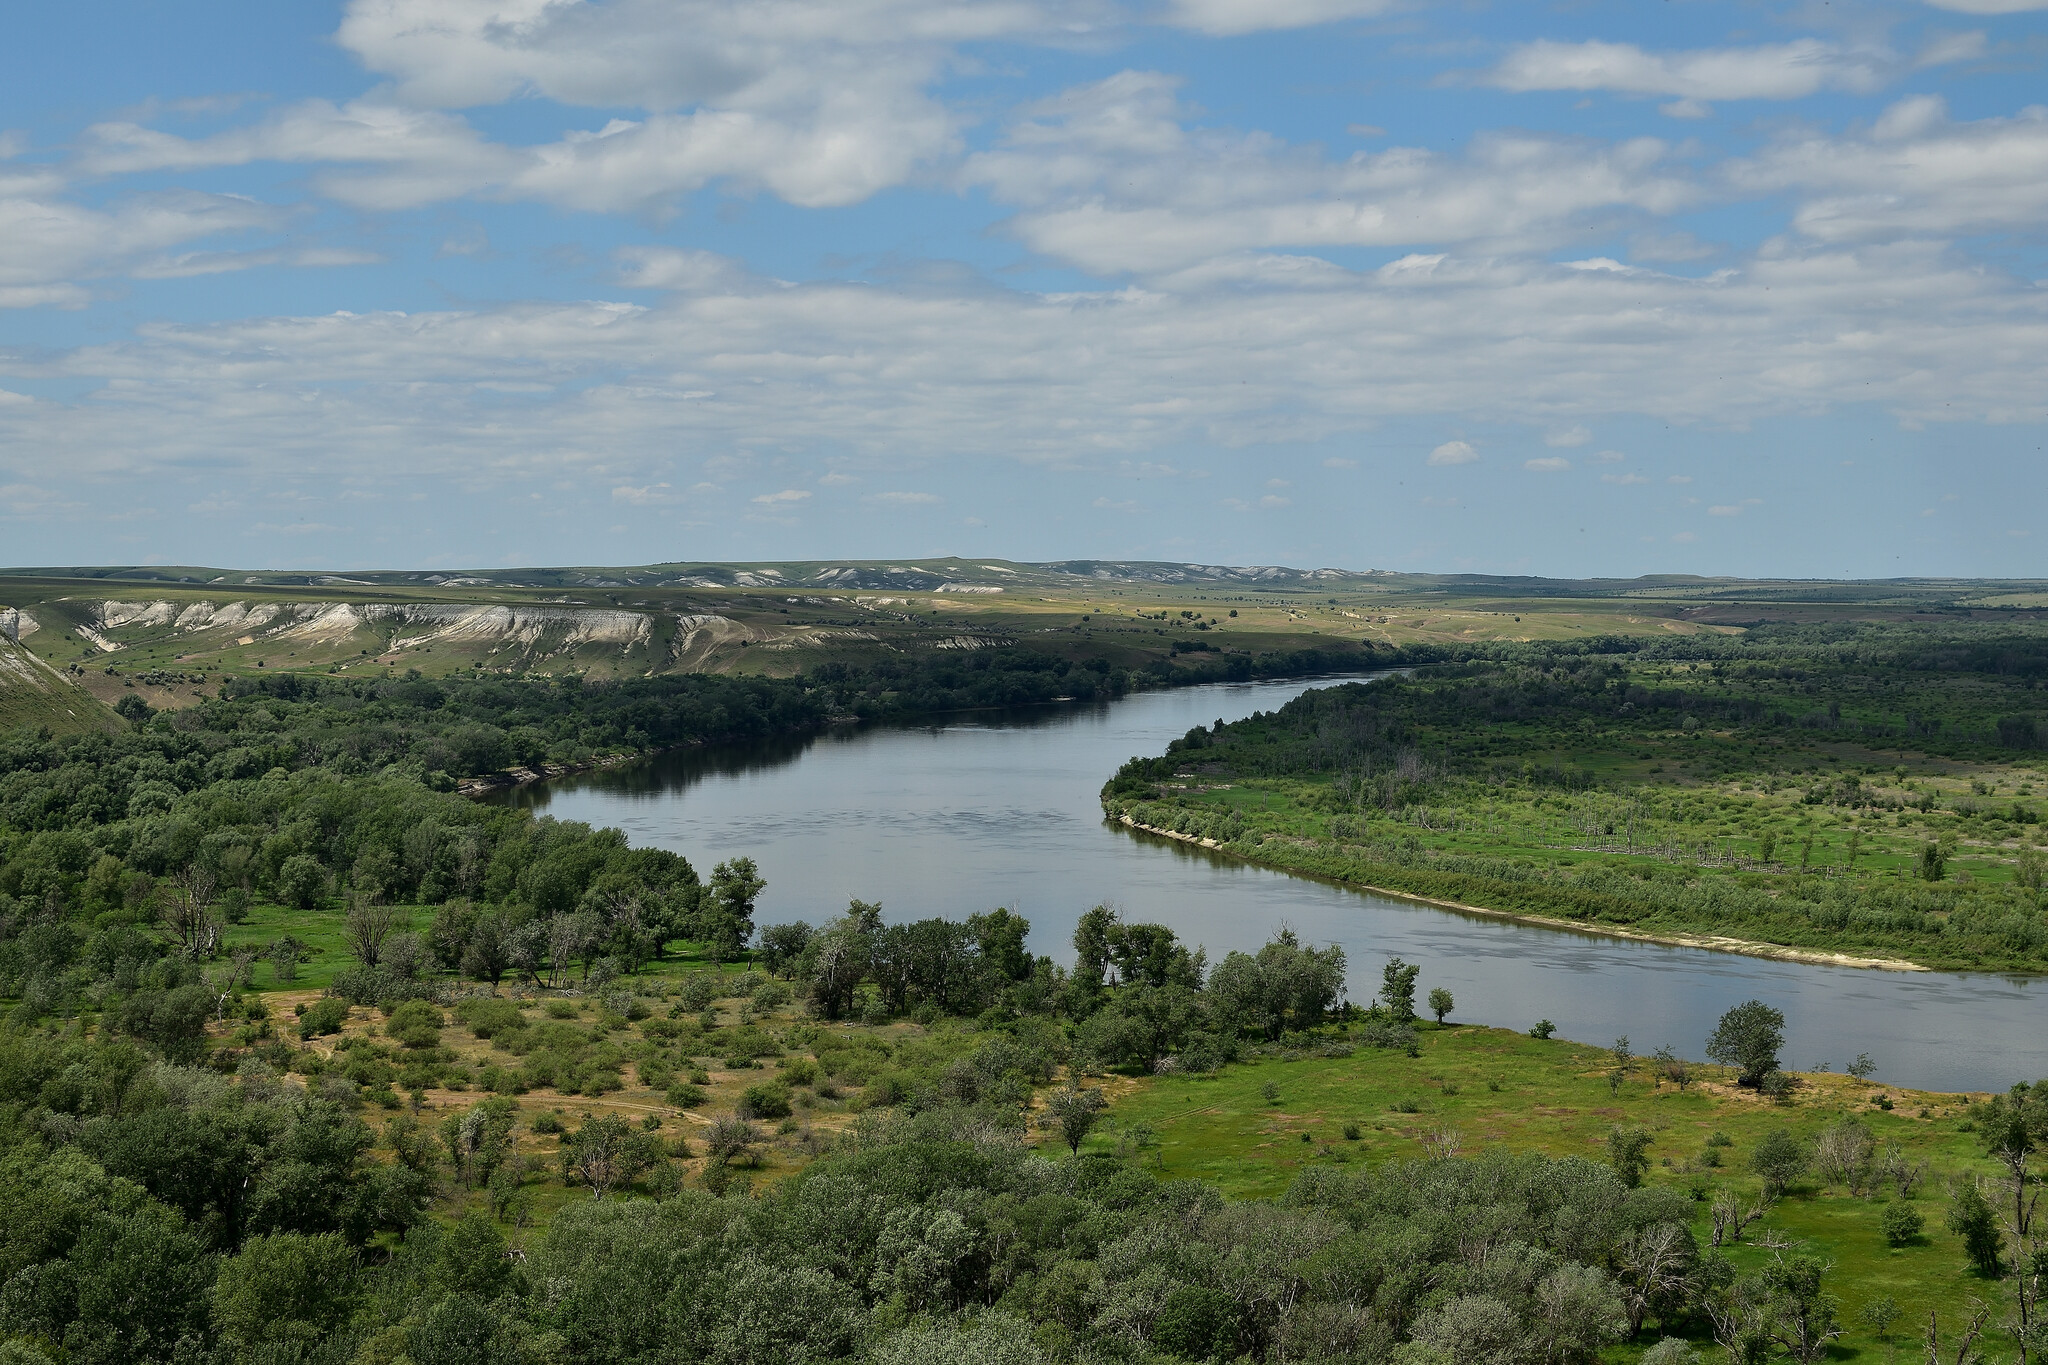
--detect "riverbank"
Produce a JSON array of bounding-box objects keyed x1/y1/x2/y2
[{"x1": 1116, "y1": 815, "x2": 1935, "y2": 972}]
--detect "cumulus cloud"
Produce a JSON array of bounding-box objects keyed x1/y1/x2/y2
[
  {"x1": 752, "y1": 488, "x2": 812, "y2": 505},
  {"x1": 1545, "y1": 424, "x2": 1590, "y2": 447},
  {"x1": 1428, "y1": 441, "x2": 1479, "y2": 466},
  {"x1": 1524, "y1": 456, "x2": 1571, "y2": 472}
]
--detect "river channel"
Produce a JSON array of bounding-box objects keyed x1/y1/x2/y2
[{"x1": 489, "y1": 675, "x2": 2045, "y2": 1094}]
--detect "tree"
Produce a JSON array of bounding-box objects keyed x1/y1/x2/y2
[
  {"x1": 1846, "y1": 1052, "x2": 1876, "y2": 1080},
  {"x1": 1881, "y1": 1202, "x2": 1924, "y2": 1247},
  {"x1": 1919, "y1": 841, "x2": 1947, "y2": 881},
  {"x1": 344, "y1": 894, "x2": 398, "y2": 969},
  {"x1": 276, "y1": 854, "x2": 327, "y2": 911},
  {"x1": 1428, "y1": 986, "x2": 1454, "y2": 1024},
  {"x1": 1607, "y1": 1126, "x2": 1653, "y2": 1189},
  {"x1": 705, "y1": 857, "x2": 764, "y2": 961},
  {"x1": 1043, "y1": 1081, "x2": 1108, "y2": 1155},
  {"x1": 1947, "y1": 1178, "x2": 2004, "y2": 1276},
  {"x1": 157, "y1": 868, "x2": 220, "y2": 961},
  {"x1": 1380, "y1": 957, "x2": 1421, "y2": 1023},
  {"x1": 1706, "y1": 1000, "x2": 1785, "y2": 1088},
  {"x1": 758, "y1": 921, "x2": 814, "y2": 978},
  {"x1": 1750, "y1": 1126, "x2": 1810, "y2": 1198},
  {"x1": 560, "y1": 1114, "x2": 661, "y2": 1197},
  {"x1": 212, "y1": 1231, "x2": 359, "y2": 1357}
]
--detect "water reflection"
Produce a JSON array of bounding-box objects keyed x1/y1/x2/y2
[{"x1": 493, "y1": 676, "x2": 2045, "y2": 1094}]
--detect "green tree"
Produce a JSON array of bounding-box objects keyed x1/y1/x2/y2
[
  {"x1": 1380, "y1": 957, "x2": 1421, "y2": 1023},
  {"x1": 1750, "y1": 1126, "x2": 1809, "y2": 1197},
  {"x1": 1919, "y1": 841, "x2": 1947, "y2": 881},
  {"x1": 1948, "y1": 1179, "x2": 2004, "y2": 1275},
  {"x1": 1428, "y1": 986, "x2": 1454, "y2": 1024},
  {"x1": 1607, "y1": 1126, "x2": 1653, "y2": 1189},
  {"x1": 212, "y1": 1231, "x2": 358, "y2": 1358},
  {"x1": 1880, "y1": 1201, "x2": 1924, "y2": 1247},
  {"x1": 1043, "y1": 1081, "x2": 1109, "y2": 1155},
  {"x1": 704, "y1": 857, "x2": 764, "y2": 961},
  {"x1": 1706, "y1": 1000, "x2": 1785, "y2": 1088}
]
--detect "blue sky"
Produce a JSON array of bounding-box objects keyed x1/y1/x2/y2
[{"x1": 1, "y1": 0, "x2": 2044, "y2": 577}]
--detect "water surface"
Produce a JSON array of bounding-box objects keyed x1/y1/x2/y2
[{"x1": 493, "y1": 676, "x2": 2045, "y2": 1093}]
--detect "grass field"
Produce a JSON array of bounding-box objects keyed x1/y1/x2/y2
[{"x1": 1096, "y1": 1023, "x2": 1999, "y2": 1358}]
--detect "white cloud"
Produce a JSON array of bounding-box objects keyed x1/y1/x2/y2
[
  {"x1": 1322, "y1": 456, "x2": 1357, "y2": 468},
  {"x1": 871, "y1": 491, "x2": 940, "y2": 504},
  {"x1": 1259, "y1": 493, "x2": 1291, "y2": 508},
  {"x1": 1481, "y1": 38, "x2": 1897, "y2": 101},
  {"x1": 963, "y1": 71, "x2": 1697, "y2": 273},
  {"x1": 1545, "y1": 424, "x2": 1590, "y2": 447},
  {"x1": 1708, "y1": 504, "x2": 1743, "y2": 515},
  {"x1": 1668, "y1": 474, "x2": 1693, "y2": 484},
  {"x1": 1589, "y1": 449, "x2": 1624, "y2": 462},
  {"x1": 9, "y1": 241, "x2": 2048, "y2": 491},
  {"x1": 1735, "y1": 97, "x2": 2048, "y2": 243},
  {"x1": 1524, "y1": 456, "x2": 1571, "y2": 472},
  {"x1": 1601, "y1": 472, "x2": 1648, "y2": 484},
  {"x1": 0, "y1": 188, "x2": 287, "y2": 306},
  {"x1": 1923, "y1": 0, "x2": 2048, "y2": 12},
  {"x1": 1165, "y1": 0, "x2": 1398, "y2": 36}
]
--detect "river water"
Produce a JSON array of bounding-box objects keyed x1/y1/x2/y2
[{"x1": 490, "y1": 676, "x2": 2045, "y2": 1094}]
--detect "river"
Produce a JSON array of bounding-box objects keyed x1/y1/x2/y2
[{"x1": 489, "y1": 675, "x2": 2045, "y2": 1094}]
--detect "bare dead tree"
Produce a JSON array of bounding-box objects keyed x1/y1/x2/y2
[
  {"x1": 344, "y1": 893, "x2": 398, "y2": 969},
  {"x1": 158, "y1": 867, "x2": 221, "y2": 960}
]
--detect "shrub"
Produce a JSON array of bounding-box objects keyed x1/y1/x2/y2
[
  {"x1": 781, "y1": 1056, "x2": 819, "y2": 1086},
  {"x1": 530, "y1": 1110, "x2": 564, "y2": 1135},
  {"x1": 453, "y1": 997, "x2": 527, "y2": 1039},
  {"x1": 666, "y1": 1082, "x2": 708, "y2": 1109},
  {"x1": 298, "y1": 997, "x2": 350, "y2": 1040},
  {"x1": 385, "y1": 1000, "x2": 444, "y2": 1049},
  {"x1": 1530, "y1": 1019, "x2": 1556, "y2": 1039},
  {"x1": 1881, "y1": 1201, "x2": 1924, "y2": 1247}
]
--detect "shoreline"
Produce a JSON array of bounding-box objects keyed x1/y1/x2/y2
[{"x1": 1114, "y1": 815, "x2": 1935, "y2": 974}]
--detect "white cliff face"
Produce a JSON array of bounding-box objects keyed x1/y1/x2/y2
[
  {"x1": 0, "y1": 609, "x2": 37, "y2": 642},
  {"x1": 81, "y1": 599, "x2": 656, "y2": 653}
]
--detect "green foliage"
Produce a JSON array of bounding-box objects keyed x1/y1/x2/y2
[
  {"x1": 212, "y1": 1231, "x2": 358, "y2": 1356},
  {"x1": 1749, "y1": 1125, "x2": 1810, "y2": 1196},
  {"x1": 1101, "y1": 633, "x2": 2048, "y2": 969},
  {"x1": 1947, "y1": 1178, "x2": 2005, "y2": 1275},
  {"x1": 1707, "y1": 1001, "x2": 1785, "y2": 1088},
  {"x1": 1880, "y1": 1200, "x2": 1925, "y2": 1247},
  {"x1": 1606, "y1": 1125, "x2": 1652, "y2": 1188}
]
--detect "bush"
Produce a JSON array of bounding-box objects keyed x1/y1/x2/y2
[
  {"x1": 666, "y1": 1082, "x2": 707, "y2": 1109},
  {"x1": 781, "y1": 1056, "x2": 819, "y2": 1086},
  {"x1": 1530, "y1": 1019, "x2": 1556, "y2": 1039},
  {"x1": 530, "y1": 1110, "x2": 564, "y2": 1135},
  {"x1": 738, "y1": 1081, "x2": 793, "y2": 1120},
  {"x1": 298, "y1": 997, "x2": 350, "y2": 1040},
  {"x1": 1881, "y1": 1201, "x2": 1924, "y2": 1247},
  {"x1": 385, "y1": 1000, "x2": 444, "y2": 1049}
]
